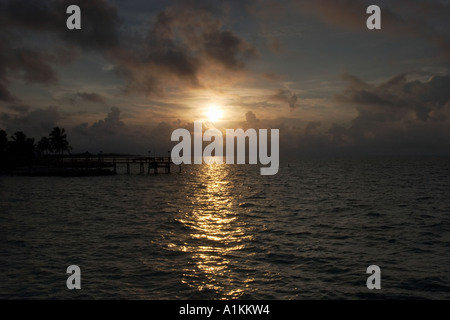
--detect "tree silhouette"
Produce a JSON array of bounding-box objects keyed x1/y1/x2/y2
[
  {"x1": 1, "y1": 128, "x2": 76, "y2": 172},
  {"x1": 0, "y1": 129, "x2": 7, "y2": 156},
  {"x1": 0, "y1": 129, "x2": 7, "y2": 167},
  {"x1": 49, "y1": 127, "x2": 72, "y2": 155},
  {"x1": 8, "y1": 131, "x2": 35, "y2": 165},
  {"x1": 37, "y1": 136, "x2": 51, "y2": 156}
]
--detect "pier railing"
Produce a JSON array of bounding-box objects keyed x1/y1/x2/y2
[{"x1": 56, "y1": 156, "x2": 181, "y2": 174}]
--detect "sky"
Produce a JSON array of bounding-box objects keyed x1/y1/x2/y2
[{"x1": 0, "y1": 0, "x2": 449, "y2": 156}]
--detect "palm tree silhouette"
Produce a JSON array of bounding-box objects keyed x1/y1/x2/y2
[
  {"x1": 9, "y1": 131, "x2": 35, "y2": 164},
  {"x1": 0, "y1": 129, "x2": 7, "y2": 168},
  {"x1": 0, "y1": 129, "x2": 7, "y2": 156},
  {"x1": 37, "y1": 136, "x2": 51, "y2": 156},
  {"x1": 49, "y1": 127, "x2": 72, "y2": 155}
]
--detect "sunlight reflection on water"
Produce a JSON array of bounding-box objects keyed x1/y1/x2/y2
[{"x1": 170, "y1": 164, "x2": 254, "y2": 299}]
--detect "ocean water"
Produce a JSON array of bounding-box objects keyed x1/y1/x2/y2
[{"x1": 1, "y1": 158, "x2": 449, "y2": 299}]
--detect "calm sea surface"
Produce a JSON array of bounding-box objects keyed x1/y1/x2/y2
[{"x1": 1, "y1": 158, "x2": 449, "y2": 299}]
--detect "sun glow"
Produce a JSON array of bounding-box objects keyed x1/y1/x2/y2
[{"x1": 206, "y1": 105, "x2": 223, "y2": 122}]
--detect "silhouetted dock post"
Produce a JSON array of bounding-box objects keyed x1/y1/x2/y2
[
  {"x1": 126, "y1": 161, "x2": 130, "y2": 175},
  {"x1": 166, "y1": 151, "x2": 171, "y2": 173},
  {"x1": 140, "y1": 161, "x2": 144, "y2": 174}
]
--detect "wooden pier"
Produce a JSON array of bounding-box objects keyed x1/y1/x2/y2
[{"x1": 60, "y1": 156, "x2": 181, "y2": 175}]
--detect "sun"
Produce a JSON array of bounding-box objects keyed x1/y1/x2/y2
[{"x1": 206, "y1": 105, "x2": 223, "y2": 122}]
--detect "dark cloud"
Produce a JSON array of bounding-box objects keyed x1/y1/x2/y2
[
  {"x1": 0, "y1": 106, "x2": 61, "y2": 139},
  {"x1": 76, "y1": 92, "x2": 105, "y2": 104},
  {"x1": 71, "y1": 107, "x2": 134, "y2": 153},
  {"x1": 14, "y1": 49, "x2": 59, "y2": 84},
  {"x1": 340, "y1": 73, "x2": 370, "y2": 90},
  {"x1": 320, "y1": 72, "x2": 450, "y2": 154},
  {"x1": 271, "y1": 72, "x2": 450, "y2": 156},
  {"x1": 0, "y1": 0, "x2": 62, "y2": 30},
  {"x1": 337, "y1": 73, "x2": 450, "y2": 122},
  {"x1": 203, "y1": 30, "x2": 258, "y2": 70},
  {"x1": 112, "y1": 2, "x2": 259, "y2": 95},
  {"x1": 70, "y1": 108, "x2": 177, "y2": 154},
  {"x1": 73, "y1": 107, "x2": 124, "y2": 136},
  {"x1": 245, "y1": 111, "x2": 259, "y2": 124},
  {"x1": 90, "y1": 106, "x2": 124, "y2": 134},
  {"x1": 270, "y1": 89, "x2": 299, "y2": 109},
  {"x1": 0, "y1": 44, "x2": 76, "y2": 100}
]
